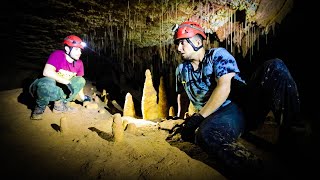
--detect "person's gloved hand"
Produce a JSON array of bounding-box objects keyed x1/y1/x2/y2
[
  {"x1": 181, "y1": 113, "x2": 205, "y2": 142},
  {"x1": 83, "y1": 95, "x2": 91, "y2": 102}
]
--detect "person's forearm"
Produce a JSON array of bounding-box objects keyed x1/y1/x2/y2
[
  {"x1": 199, "y1": 73, "x2": 234, "y2": 118},
  {"x1": 177, "y1": 94, "x2": 182, "y2": 117},
  {"x1": 43, "y1": 70, "x2": 70, "y2": 85},
  {"x1": 199, "y1": 85, "x2": 230, "y2": 118}
]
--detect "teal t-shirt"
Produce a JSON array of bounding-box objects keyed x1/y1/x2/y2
[{"x1": 176, "y1": 47, "x2": 246, "y2": 111}]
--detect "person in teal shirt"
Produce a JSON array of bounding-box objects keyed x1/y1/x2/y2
[{"x1": 173, "y1": 21, "x2": 301, "y2": 177}]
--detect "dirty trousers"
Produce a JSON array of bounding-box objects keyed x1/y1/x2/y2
[{"x1": 29, "y1": 76, "x2": 86, "y2": 108}]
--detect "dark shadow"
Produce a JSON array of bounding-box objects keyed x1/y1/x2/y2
[
  {"x1": 104, "y1": 104, "x2": 123, "y2": 115},
  {"x1": 51, "y1": 123, "x2": 61, "y2": 132},
  {"x1": 241, "y1": 132, "x2": 276, "y2": 151},
  {"x1": 88, "y1": 127, "x2": 113, "y2": 141},
  {"x1": 17, "y1": 77, "x2": 37, "y2": 110},
  {"x1": 167, "y1": 140, "x2": 236, "y2": 179}
]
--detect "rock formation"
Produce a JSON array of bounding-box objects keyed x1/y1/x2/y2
[
  {"x1": 141, "y1": 69, "x2": 158, "y2": 120},
  {"x1": 123, "y1": 92, "x2": 136, "y2": 118}
]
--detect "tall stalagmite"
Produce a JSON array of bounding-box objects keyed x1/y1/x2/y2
[
  {"x1": 158, "y1": 76, "x2": 169, "y2": 119},
  {"x1": 141, "y1": 69, "x2": 158, "y2": 120},
  {"x1": 123, "y1": 92, "x2": 136, "y2": 118}
]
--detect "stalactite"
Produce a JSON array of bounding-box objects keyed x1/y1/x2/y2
[
  {"x1": 175, "y1": 0, "x2": 177, "y2": 21},
  {"x1": 132, "y1": 42, "x2": 135, "y2": 67},
  {"x1": 116, "y1": 26, "x2": 119, "y2": 62},
  {"x1": 257, "y1": 29, "x2": 260, "y2": 51},
  {"x1": 128, "y1": 36, "x2": 131, "y2": 60},
  {"x1": 230, "y1": 9, "x2": 233, "y2": 53}
]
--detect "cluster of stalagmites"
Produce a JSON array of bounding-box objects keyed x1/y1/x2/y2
[
  {"x1": 59, "y1": 69, "x2": 189, "y2": 142},
  {"x1": 111, "y1": 68, "x2": 188, "y2": 142}
]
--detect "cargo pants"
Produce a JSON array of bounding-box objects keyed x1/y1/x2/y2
[{"x1": 29, "y1": 76, "x2": 86, "y2": 108}]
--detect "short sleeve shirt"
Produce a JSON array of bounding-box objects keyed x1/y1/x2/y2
[
  {"x1": 47, "y1": 50, "x2": 84, "y2": 80},
  {"x1": 176, "y1": 47, "x2": 245, "y2": 111}
]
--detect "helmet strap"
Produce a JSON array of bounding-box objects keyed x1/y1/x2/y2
[
  {"x1": 186, "y1": 38, "x2": 203, "y2": 51},
  {"x1": 65, "y1": 46, "x2": 77, "y2": 67}
]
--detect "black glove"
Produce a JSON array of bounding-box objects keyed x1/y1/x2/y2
[
  {"x1": 181, "y1": 113, "x2": 205, "y2": 142},
  {"x1": 83, "y1": 95, "x2": 91, "y2": 102}
]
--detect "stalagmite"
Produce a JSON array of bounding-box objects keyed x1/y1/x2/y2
[
  {"x1": 188, "y1": 101, "x2": 197, "y2": 117},
  {"x1": 60, "y1": 117, "x2": 68, "y2": 133},
  {"x1": 158, "y1": 76, "x2": 169, "y2": 119},
  {"x1": 102, "y1": 89, "x2": 107, "y2": 97},
  {"x1": 112, "y1": 113, "x2": 124, "y2": 143},
  {"x1": 123, "y1": 92, "x2": 136, "y2": 118},
  {"x1": 169, "y1": 106, "x2": 175, "y2": 117},
  {"x1": 141, "y1": 69, "x2": 158, "y2": 120}
]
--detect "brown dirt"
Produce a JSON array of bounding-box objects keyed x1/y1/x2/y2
[{"x1": 0, "y1": 82, "x2": 312, "y2": 179}]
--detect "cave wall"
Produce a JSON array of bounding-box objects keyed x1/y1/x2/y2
[{"x1": 3, "y1": 0, "x2": 315, "y2": 120}]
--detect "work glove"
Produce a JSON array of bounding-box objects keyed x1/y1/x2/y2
[
  {"x1": 83, "y1": 95, "x2": 91, "y2": 102},
  {"x1": 181, "y1": 113, "x2": 205, "y2": 142}
]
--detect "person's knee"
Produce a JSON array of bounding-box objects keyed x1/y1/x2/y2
[
  {"x1": 35, "y1": 77, "x2": 57, "y2": 91},
  {"x1": 264, "y1": 58, "x2": 284, "y2": 67},
  {"x1": 70, "y1": 76, "x2": 86, "y2": 88}
]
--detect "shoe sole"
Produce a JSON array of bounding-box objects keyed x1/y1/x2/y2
[
  {"x1": 30, "y1": 115, "x2": 43, "y2": 120},
  {"x1": 53, "y1": 109, "x2": 77, "y2": 114}
]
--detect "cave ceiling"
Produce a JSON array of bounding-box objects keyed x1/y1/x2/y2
[{"x1": 15, "y1": 0, "x2": 294, "y2": 59}]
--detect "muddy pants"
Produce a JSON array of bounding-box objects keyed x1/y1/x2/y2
[
  {"x1": 29, "y1": 76, "x2": 86, "y2": 108},
  {"x1": 195, "y1": 58, "x2": 300, "y2": 175},
  {"x1": 195, "y1": 102, "x2": 260, "y2": 173}
]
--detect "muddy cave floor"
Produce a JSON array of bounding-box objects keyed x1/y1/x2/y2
[{"x1": 0, "y1": 81, "x2": 317, "y2": 180}]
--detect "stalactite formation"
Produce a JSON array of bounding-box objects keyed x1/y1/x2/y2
[
  {"x1": 13, "y1": 0, "x2": 296, "y2": 119},
  {"x1": 16, "y1": 0, "x2": 293, "y2": 64}
]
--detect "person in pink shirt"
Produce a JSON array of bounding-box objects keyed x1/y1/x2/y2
[{"x1": 29, "y1": 35, "x2": 91, "y2": 120}]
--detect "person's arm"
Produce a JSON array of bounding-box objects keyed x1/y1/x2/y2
[
  {"x1": 177, "y1": 94, "x2": 182, "y2": 117},
  {"x1": 199, "y1": 72, "x2": 235, "y2": 118},
  {"x1": 43, "y1": 64, "x2": 70, "y2": 85}
]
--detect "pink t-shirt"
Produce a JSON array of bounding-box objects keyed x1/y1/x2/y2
[{"x1": 47, "y1": 50, "x2": 84, "y2": 79}]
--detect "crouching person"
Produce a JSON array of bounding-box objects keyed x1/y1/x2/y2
[{"x1": 29, "y1": 35, "x2": 91, "y2": 120}]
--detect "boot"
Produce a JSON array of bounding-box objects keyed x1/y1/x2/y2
[
  {"x1": 31, "y1": 105, "x2": 46, "y2": 120},
  {"x1": 53, "y1": 100, "x2": 77, "y2": 113}
]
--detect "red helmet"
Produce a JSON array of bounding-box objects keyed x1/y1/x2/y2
[
  {"x1": 174, "y1": 21, "x2": 206, "y2": 42},
  {"x1": 63, "y1": 35, "x2": 86, "y2": 49}
]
